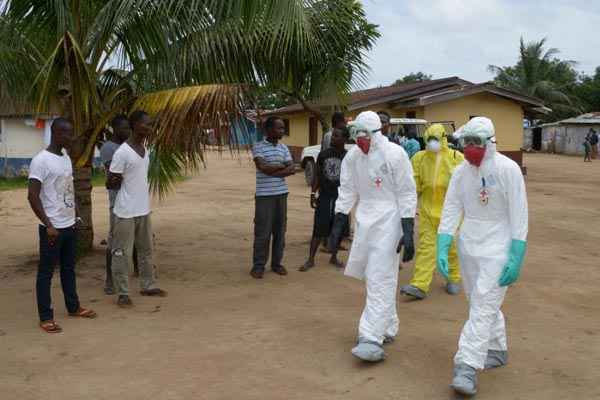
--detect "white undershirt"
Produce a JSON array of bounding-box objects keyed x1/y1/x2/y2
[
  {"x1": 109, "y1": 142, "x2": 150, "y2": 218},
  {"x1": 28, "y1": 150, "x2": 76, "y2": 228}
]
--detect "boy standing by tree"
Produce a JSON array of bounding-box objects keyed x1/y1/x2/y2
[
  {"x1": 100, "y1": 115, "x2": 131, "y2": 294},
  {"x1": 108, "y1": 111, "x2": 166, "y2": 307}
]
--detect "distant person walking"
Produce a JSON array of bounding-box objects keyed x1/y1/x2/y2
[
  {"x1": 107, "y1": 110, "x2": 167, "y2": 307},
  {"x1": 589, "y1": 128, "x2": 598, "y2": 159},
  {"x1": 28, "y1": 118, "x2": 97, "y2": 333},
  {"x1": 251, "y1": 116, "x2": 296, "y2": 279},
  {"x1": 584, "y1": 136, "x2": 592, "y2": 162}
]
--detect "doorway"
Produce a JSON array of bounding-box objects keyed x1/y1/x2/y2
[
  {"x1": 532, "y1": 127, "x2": 542, "y2": 151},
  {"x1": 309, "y1": 117, "x2": 318, "y2": 146}
]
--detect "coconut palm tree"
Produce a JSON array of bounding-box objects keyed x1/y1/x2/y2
[
  {"x1": 488, "y1": 37, "x2": 581, "y2": 121},
  {"x1": 0, "y1": 0, "x2": 378, "y2": 253}
]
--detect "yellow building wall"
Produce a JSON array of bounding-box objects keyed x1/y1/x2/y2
[
  {"x1": 423, "y1": 93, "x2": 524, "y2": 151},
  {"x1": 280, "y1": 113, "x2": 323, "y2": 148},
  {"x1": 349, "y1": 107, "x2": 425, "y2": 120},
  {"x1": 281, "y1": 114, "x2": 308, "y2": 147},
  {"x1": 274, "y1": 93, "x2": 524, "y2": 152}
]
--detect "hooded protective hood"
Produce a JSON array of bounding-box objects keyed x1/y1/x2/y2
[
  {"x1": 348, "y1": 111, "x2": 382, "y2": 141},
  {"x1": 458, "y1": 117, "x2": 497, "y2": 171},
  {"x1": 458, "y1": 117, "x2": 495, "y2": 144},
  {"x1": 424, "y1": 123, "x2": 449, "y2": 151}
]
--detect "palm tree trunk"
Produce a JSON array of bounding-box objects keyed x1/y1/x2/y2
[
  {"x1": 73, "y1": 165, "x2": 94, "y2": 256},
  {"x1": 69, "y1": 124, "x2": 95, "y2": 257}
]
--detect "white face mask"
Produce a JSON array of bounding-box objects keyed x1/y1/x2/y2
[{"x1": 426, "y1": 139, "x2": 441, "y2": 153}]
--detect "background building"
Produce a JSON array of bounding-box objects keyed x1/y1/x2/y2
[
  {"x1": 524, "y1": 112, "x2": 600, "y2": 155},
  {"x1": 264, "y1": 77, "x2": 545, "y2": 167}
]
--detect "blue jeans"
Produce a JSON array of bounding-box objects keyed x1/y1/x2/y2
[{"x1": 36, "y1": 225, "x2": 80, "y2": 321}]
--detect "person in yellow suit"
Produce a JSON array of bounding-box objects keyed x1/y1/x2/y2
[{"x1": 400, "y1": 124, "x2": 463, "y2": 300}]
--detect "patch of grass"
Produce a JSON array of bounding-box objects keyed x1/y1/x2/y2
[
  {"x1": 0, "y1": 176, "x2": 29, "y2": 191},
  {"x1": 0, "y1": 170, "x2": 107, "y2": 191},
  {"x1": 0, "y1": 170, "x2": 189, "y2": 191},
  {"x1": 91, "y1": 170, "x2": 106, "y2": 187}
]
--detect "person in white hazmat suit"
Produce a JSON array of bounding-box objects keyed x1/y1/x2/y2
[
  {"x1": 436, "y1": 117, "x2": 528, "y2": 396},
  {"x1": 329, "y1": 111, "x2": 417, "y2": 362}
]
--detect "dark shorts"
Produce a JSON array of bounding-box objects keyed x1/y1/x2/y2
[{"x1": 312, "y1": 193, "x2": 337, "y2": 238}]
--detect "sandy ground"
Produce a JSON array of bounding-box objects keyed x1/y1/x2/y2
[{"x1": 1, "y1": 153, "x2": 599, "y2": 400}]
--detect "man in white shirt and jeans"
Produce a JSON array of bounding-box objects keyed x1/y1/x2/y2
[
  {"x1": 100, "y1": 114, "x2": 132, "y2": 294},
  {"x1": 108, "y1": 110, "x2": 166, "y2": 307},
  {"x1": 28, "y1": 118, "x2": 97, "y2": 333}
]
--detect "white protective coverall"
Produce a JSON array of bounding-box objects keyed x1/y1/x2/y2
[
  {"x1": 336, "y1": 114, "x2": 417, "y2": 345},
  {"x1": 438, "y1": 118, "x2": 528, "y2": 370}
]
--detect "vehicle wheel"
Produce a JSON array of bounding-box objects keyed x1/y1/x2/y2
[{"x1": 304, "y1": 159, "x2": 315, "y2": 186}]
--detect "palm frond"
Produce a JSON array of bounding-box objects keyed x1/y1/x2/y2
[
  {"x1": 147, "y1": 145, "x2": 193, "y2": 200},
  {"x1": 132, "y1": 84, "x2": 247, "y2": 195}
]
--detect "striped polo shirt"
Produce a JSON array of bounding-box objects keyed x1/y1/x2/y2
[{"x1": 252, "y1": 139, "x2": 292, "y2": 197}]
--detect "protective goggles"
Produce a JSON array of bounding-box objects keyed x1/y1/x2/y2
[
  {"x1": 462, "y1": 135, "x2": 487, "y2": 146},
  {"x1": 348, "y1": 123, "x2": 380, "y2": 140}
]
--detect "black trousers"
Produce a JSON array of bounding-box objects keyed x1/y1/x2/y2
[
  {"x1": 252, "y1": 194, "x2": 287, "y2": 272},
  {"x1": 36, "y1": 225, "x2": 80, "y2": 321}
]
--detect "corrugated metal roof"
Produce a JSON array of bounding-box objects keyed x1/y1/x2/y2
[{"x1": 560, "y1": 112, "x2": 600, "y2": 125}]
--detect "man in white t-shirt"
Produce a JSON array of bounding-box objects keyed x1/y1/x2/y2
[
  {"x1": 28, "y1": 118, "x2": 97, "y2": 333},
  {"x1": 108, "y1": 110, "x2": 166, "y2": 307},
  {"x1": 100, "y1": 114, "x2": 132, "y2": 294}
]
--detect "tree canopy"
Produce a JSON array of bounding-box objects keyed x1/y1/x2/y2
[
  {"x1": 489, "y1": 37, "x2": 583, "y2": 122},
  {"x1": 0, "y1": 0, "x2": 379, "y2": 252},
  {"x1": 392, "y1": 72, "x2": 432, "y2": 85}
]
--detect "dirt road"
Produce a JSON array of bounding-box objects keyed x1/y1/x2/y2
[{"x1": 1, "y1": 153, "x2": 599, "y2": 400}]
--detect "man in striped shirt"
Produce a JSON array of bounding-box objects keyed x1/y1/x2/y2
[{"x1": 251, "y1": 116, "x2": 295, "y2": 279}]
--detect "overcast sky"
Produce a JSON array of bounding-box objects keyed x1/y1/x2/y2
[{"x1": 361, "y1": 0, "x2": 600, "y2": 88}]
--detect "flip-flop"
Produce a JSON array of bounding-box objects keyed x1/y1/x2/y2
[
  {"x1": 117, "y1": 295, "x2": 134, "y2": 308},
  {"x1": 68, "y1": 307, "x2": 98, "y2": 318},
  {"x1": 271, "y1": 266, "x2": 288, "y2": 276},
  {"x1": 329, "y1": 259, "x2": 345, "y2": 269},
  {"x1": 104, "y1": 286, "x2": 115, "y2": 295},
  {"x1": 299, "y1": 261, "x2": 315, "y2": 272},
  {"x1": 140, "y1": 288, "x2": 168, "y2": 297},
  {"x1": 250, "y1": 270, "x2": 264, "y2": 279},
  {"x1": 40, "y1": 320, "x2": 62, "y2": 334}
]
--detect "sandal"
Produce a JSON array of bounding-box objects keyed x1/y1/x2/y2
[
  {"x1": 299, "y1": 260, "x2": 315, "y2": 272},
  {"x1": 250, "y1": 270, "x2": 264, "y2": 279},
  {"x1": 69, "y1": 307, "x2": 97, "y2": 319},
  {"x1": 117, "y1": 295, "x2": 134, "y2": 308},
  {"x1": 272, "y1": 265, "x2": 288, "y2": 276},
  {"x1": 40, "y1": 320, "x2": 62, "y2": 334},
  {"x1": 329, "y1": 258, "x2": 345, "y2": 269},
  {"x1": 140, "y1": 288, "x2": 168, "y2": 297}
]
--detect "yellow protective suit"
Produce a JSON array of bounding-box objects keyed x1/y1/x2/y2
[{"x1": 409, "y1": 124, "x2": 463, "y2": 293}]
